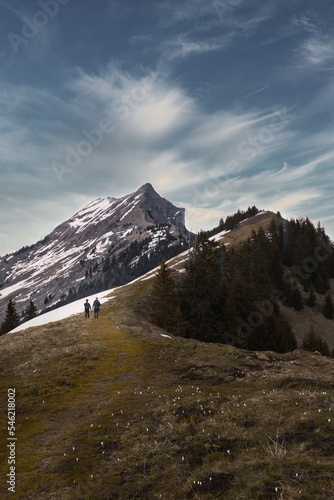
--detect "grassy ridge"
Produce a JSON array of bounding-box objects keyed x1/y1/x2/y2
[{"x1": 1, "y1": 280, "x2": 334, "y2": 499}]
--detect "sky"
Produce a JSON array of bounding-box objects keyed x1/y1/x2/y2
[{"x1": 1, "y1": 0, "x2": 334, "y2": 254}]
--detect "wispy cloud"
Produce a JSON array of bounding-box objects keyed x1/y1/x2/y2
[
  {"x1": 157, "y1": 0, "x2": 218, "y2": 27},
  {"x1": 214, "y1": 1, "x2": 277, "y2": 32},
  {"x1": 292, "y1": 13, "x2": 334, "y2": 69},
  {"x1": 293, "y1": 14, "x2": 320, "y2": 35},
  {"x1": 245, "y1": 85, "x2": 274, "y2": 97},
  {"x1": 299, "y1": 36, "x2": 334, "y2": 67},
  {"x1": 162, "y1": 34, "x2": 231, "y2": 60},
  {"x1": 183, "y1": 159, "x2": 323, "y2": 231}
]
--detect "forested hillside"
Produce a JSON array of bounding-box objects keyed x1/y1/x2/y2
[{"x1": 149, "y1": 217, "x2": 334, "y2": 354}]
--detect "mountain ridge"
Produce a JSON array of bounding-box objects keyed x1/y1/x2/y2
[{"x1": 0, "y1": 183, "x2": 191, "y2": 319}]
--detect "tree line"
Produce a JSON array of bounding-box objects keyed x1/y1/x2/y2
[{"x1": 206, "y1": 205, "x2": 262, "y2": 238}]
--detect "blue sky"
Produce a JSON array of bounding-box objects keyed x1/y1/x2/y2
[{"x1": 1, "y1": 0, "x2": 334, "y2": 254}]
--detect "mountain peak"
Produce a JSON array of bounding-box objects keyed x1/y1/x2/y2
[
  {"x1": 137, "y1": 182, "x2": 156, "y2": 195},
  {"x1": 0, "y1": 183, "x2": 190, "y2": 319}
]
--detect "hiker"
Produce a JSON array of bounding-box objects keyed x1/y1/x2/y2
[
  {"x1": 93, "y1": 297, "x2": 101, "y2": 318},
  {"x1": 84, "y1": 299, "x2": 91, "y2": 318}
]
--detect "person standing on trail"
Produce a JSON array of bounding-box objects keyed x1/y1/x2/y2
[
  {"x1": 84, "y1": 299, "x2": 91, "y2": 318},
  {"x1": 93, "y1": 297, "x2": 101, "y2": 318}
]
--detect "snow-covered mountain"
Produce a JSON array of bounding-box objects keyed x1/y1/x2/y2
[{"x1": 0, "y1": 183, "x2": 192, "y2": 319}]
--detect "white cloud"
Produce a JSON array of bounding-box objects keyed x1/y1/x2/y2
[
  {"x1": 299, "y1": 36, "x2": 334, "y2": 67},
  {"x1": 146, "y1": 151, "x2": 199, "y2": 191},
  {"x1": 162, "y1": 34, "x2": 230, "y2": 60},
  {"x1": 269, "y1": 191, "x2": 320, "y2": 213},
  {"x1": 129, "y1": 87, "x2": 195, "y2": 139},
  {"x1": 157, "y1": 0, "x2": 219, "y2": 28},
  {"x1": 159, "y1": 1, "x2": 277, "y2": 61},
  {"x1": 213, "y1": 1, "x2": 277, "y2": 32},
  {"x1": 292, "y1": 14, "x2": 334, "y2": 70},
  {"x1": 185, "y1": 205, "x2": 224, "y2": 232}
]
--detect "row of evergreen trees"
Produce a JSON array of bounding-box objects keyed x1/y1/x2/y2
[
  {"x1": 207, "y1": 206, "x2": 262, "y2": 238},
  {"x1": 149, "y1": 217, "x2": 334, "y2": 354},
  {"x1": 0, "y1": 299, "x2": 38, "y2": 336},
  {"x1": 219, "y1": 205, "x2": 261, "y2": 231}
]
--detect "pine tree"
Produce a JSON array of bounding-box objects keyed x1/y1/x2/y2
[
  {"x1": 25, "y1": 299, "x2": 38, "y2": 321},
  {"x1": 321, "y1": 339, "x2": 330, "y2": 357},
  {"x1": 302, "y1": 325, "x2": 319, "y2": 352},
  {"x1": 305, "y1": 289, "x2": 316, "y2": 308},
  {"x1": 244, "y1": 303, "x2": 297, "y2": 354},
  {"x1": 315, "y1": 264, "x2": 330, "y2": 294},
  {"x1": 282, "y1": 278, "x2": 295, "y2": 308},
  {"x1": 179, "y1": 231, "x2": 225, "y2": 342},
  {"x1": 269, "y1": 228, "x2": 285, "y2": 288},
  {"x1": 0, "y1": 299, "x2": 21, "y2": 336},
  {"x1": 302, "y1": 326, "x2": 330, "y2": 356},
  {"x1": 323, "y1": 294, "x2": 334, "y2": 320},
  {"x1": 247, "y1": 228, "x2": 273, "y2": 296},
  {"x1": 223, "y1": 266, "x2": 257, "y2": 349},
  {"x1": 150, "y1": 259, "x2": 187, "y2": 335},
  {"x1": 271, "y1": 311, "x2": 297, "y2": 353},
  {"x1": 291, "y1": 284, "x2": 304, "y2": 311}
]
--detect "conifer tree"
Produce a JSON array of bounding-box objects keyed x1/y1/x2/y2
[
  {"x1": 269, "y1": 227, "x2": 285, "y2": 288},
  {"x1": 223, "y1": 266, "x2": 257, "y2": 349},
  {"x1": 247, "y1": 228, "x2": 273, "y2": 295},
  {"x1": 179, "y1": 231, "x2": 225, "y2": 342},
  {"x1": 315, "y1": 264, "x2": 330, "y2": 294},
  {"x1": 282, "y1": 278, "x2": 295, "y2": 308},
  {"x1": 305, "y1": 289, "x2": 316, "y2": 308},
  {"x1": 25, "y1": 299, "x2": 38, "y2": 321},
  {"x1": 301, "y1": 325, "x2": 318, "y2": 352},
  {"x1": 321, "y1": 339, "x2": 330, "y2": 357},
  {"x1": 291, "y1": 284, "x2": 304, "y2": 311},
  {"x1": 271, "y1": 311, "x2": 297, "y2": 353},
  {"x1": 323, "y1": 294, "x2": 334, "y2": 320},
  {"x1": 150, "y1": 259, "x2": 175, "y2": 327},
  {"x1": 249, "y1": 308, "x2": 297, "y2": 353},
  {"x1": 0, "y1": 299, "x2": 21, "y2": 336},
  {"x1": 150, "y1": 259, "x2": 187, "y2": 335},
  {"x1": 302, "y1": 326, "x2": 330, "y2": 355}
]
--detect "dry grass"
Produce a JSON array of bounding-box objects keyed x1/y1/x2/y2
[
  {"x1": 1, "y1": 279, "x2": 334, "y2": 499},
  {"x1": 214, "y1": 211, "x2": 284, "y2": 248}
]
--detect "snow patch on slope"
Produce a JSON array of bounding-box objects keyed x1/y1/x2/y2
[
  {"x1": 209, "y1": 230, "x2": 230, "y2": 242},
  {"x1": 11, "y1": 290, "x2": 114, "y2": 333},
  {"x1": 9, "y1": 251, "x2": 187, "y2": 334}
]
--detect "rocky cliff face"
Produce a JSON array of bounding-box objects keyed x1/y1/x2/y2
[{"x1": 0, "y1": 183, "x2": 191, "y2": 319}]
